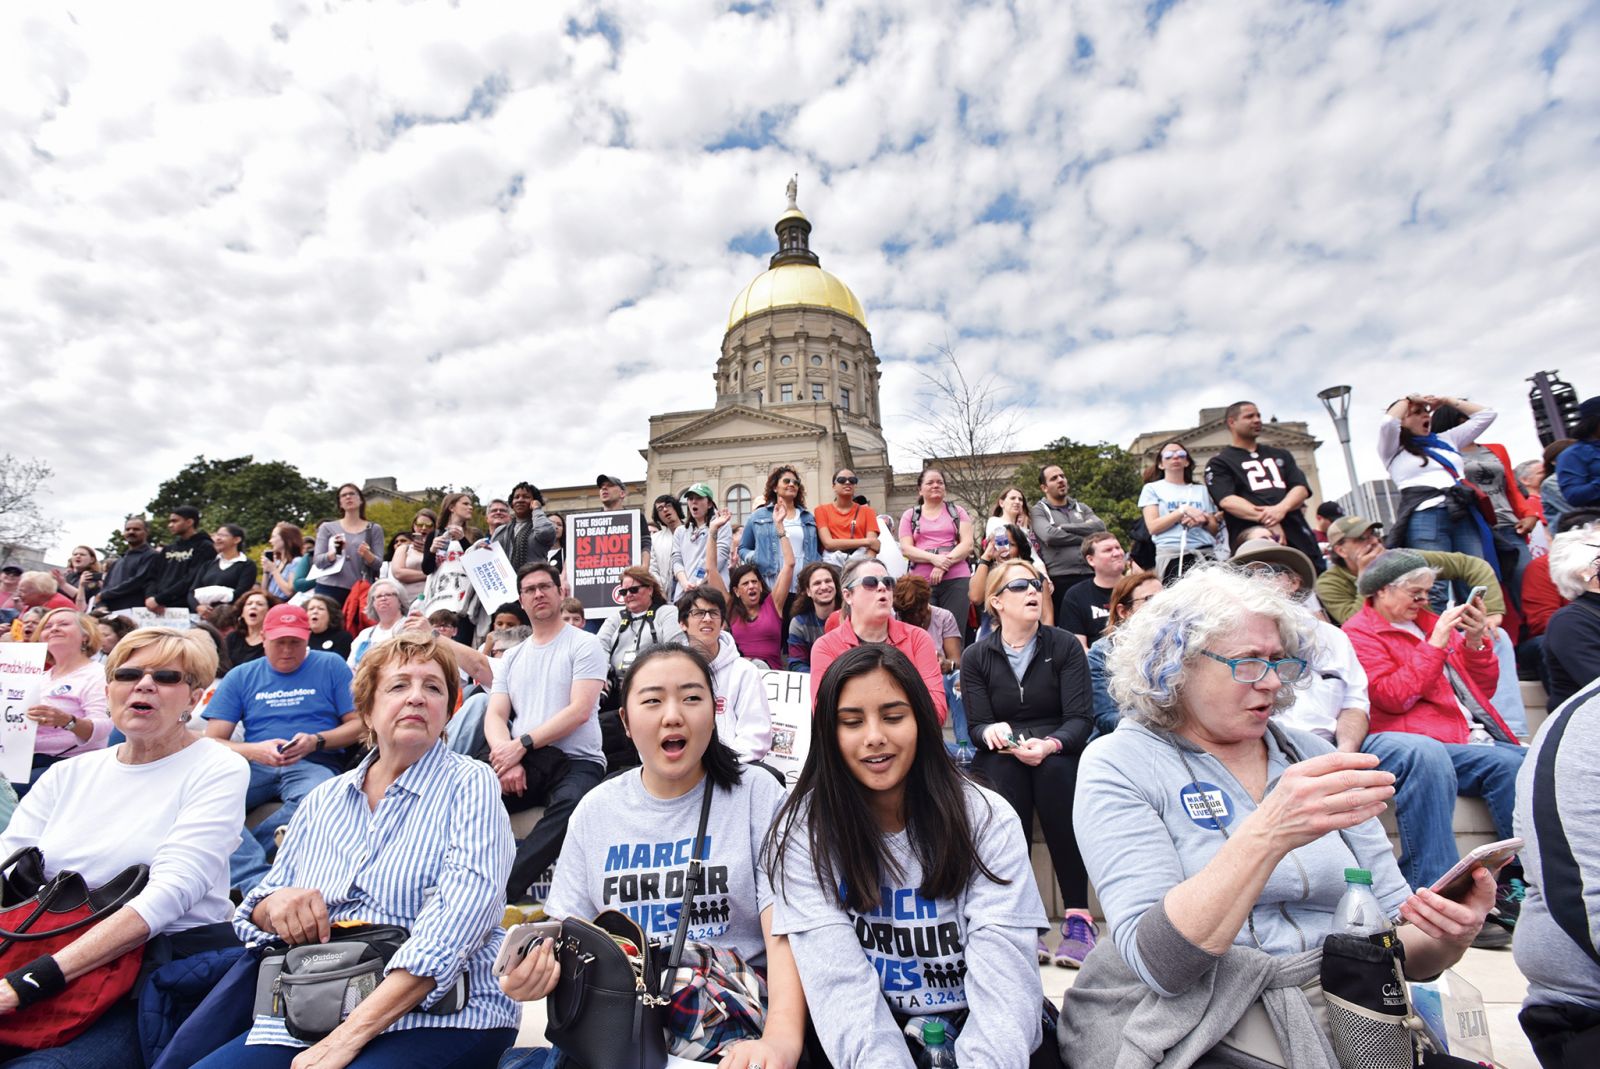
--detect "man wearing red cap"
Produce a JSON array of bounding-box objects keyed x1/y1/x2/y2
[{"x1": 202, "y1": 603, "x2": 360, "y2": 893}]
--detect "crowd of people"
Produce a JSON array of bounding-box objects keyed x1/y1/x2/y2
[{"x1": 0, "y1": 390, "x2": 1595, "y2": 1068}]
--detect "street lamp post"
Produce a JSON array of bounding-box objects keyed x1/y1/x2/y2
[{"x1": 1317, "y1": 385, "x2": 1373, "y2": 522}]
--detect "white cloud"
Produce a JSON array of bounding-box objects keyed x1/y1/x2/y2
[{"x1": 1, "y1": 0, "x2": 1593, "y2": 559}]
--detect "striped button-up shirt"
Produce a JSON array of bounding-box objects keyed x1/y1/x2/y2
[{"x1": 235, "y1": 741, "x2": 519, "y2": 1033}]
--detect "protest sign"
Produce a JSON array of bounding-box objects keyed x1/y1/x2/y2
[
  {"x1": 759, "y1": 670, "x2": 813, "y2": 788},
  {"x1": 111, "y1": 606, "x2": 192, "y2": 630},
  {"x1": 567, "y1": 510, "x2": 642, "y2": 620},
  {"x1": 461, "y1": 542, "x2": 520, "y2": 617},
  {"x1": 0, "y1": 645, "x2": 46, "y2": 784}
]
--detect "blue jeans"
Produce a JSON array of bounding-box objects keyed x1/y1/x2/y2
[
  {"x1": 0, "y1": 1002, "x2": 138, "y2": 1068},
  {"x1": 945, "y1": 673, "x2": 971, "y2": 747},
  {"x1": 1405, "y1": 505, "x2": 1489, "y2": 610},
  {"x1": 194, "y1": 1026, "x2": 516, "y2": 1069},
  {"x1": 446, "y1": 693, "x2": 490, "y2": 754},
  {"x1": 1362, "y1": 733, "x2": 1525, "y2": 889},
  {"x1": 1490, "y1": 627, "x2": 1528, "y2": 738},
  {"x1": 228, "y1": 758, "x2": 339, "y2": 893}
]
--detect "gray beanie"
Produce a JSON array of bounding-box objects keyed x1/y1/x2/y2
[{"x1": 1357, "y1": 549, "x2": 1432, "y2": 598}]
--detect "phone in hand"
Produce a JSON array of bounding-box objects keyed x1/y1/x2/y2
[
  {"x1": 263, "y1": 550, "x2": 275, "y2": 562},
  {"x1": 1465, "y1": 585, "x2": 1487, "y2": 605},
  {"x1": 1428, "y1": 837, "x2": 1522, "y2": 900},
  {"x1": 492, "y1": 920, "x2": 563, "y2": 977}
]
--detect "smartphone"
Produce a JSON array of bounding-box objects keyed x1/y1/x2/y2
[
  {"x1": 262, "y1": 550, "x2": 275, "y2": 562},
  {"x1": 492, "y1": 920, "x2": 562, "y2": 977},
  {"x1": 1428, "y1": 837, "x2": 1522, "y2": 900},
  {"x1": 1465, "y1": 585, "x2": 1487, "y2": 605}
]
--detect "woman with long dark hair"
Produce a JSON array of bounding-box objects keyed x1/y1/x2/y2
[
  {"x1": 713, "y1": 507, "x2": 793, "y2": 669},
  {"x1": 262, "y1": 522, "x2": 313, "y2": 600},
  {"x1": 1138, "y1": 438, "x2": 1221, "y2": 581},
  {"x1": 765, "y1": 644, "x2": 1052, "y2": 1067},
  {"x1": 501, "y1": 645, "x2": 805, "y2": 1069},
  {"x1": 188, "y1": 523, "x2": 258, "y2": 611},
  {"x1": 312, "y1": 483, "x2": 385, "y2": 608},
  {"x1": 739, "y1": 465, "x2": 819, "y2": 592}
]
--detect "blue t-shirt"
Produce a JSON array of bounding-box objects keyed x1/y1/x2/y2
[
  {"x1": 202, "y1": 650, "x2": 355, "y2": 746},
  {"x1": 1136, "y1": 480, "x2": 1218, "y2": 551}
]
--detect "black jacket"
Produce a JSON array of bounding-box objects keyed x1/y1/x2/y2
[
  {"x1": 187, "y1": 556, "x2": 258, "y2": 611},
  {"x1": 960, "y1": 624, "x2": 1093, "y2": 754},
  {"x1": 145, "y1": 535, "x2": 217, "y2": 609},
  {"x1": 99, "y1": 545, "x2": 161, "y2": 611},
  {"x1": 1546, "y1": 593, "x2": 1600, "y2": 707}
]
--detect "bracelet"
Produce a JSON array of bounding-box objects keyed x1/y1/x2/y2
[{"x1": 5, "y1": 955, "x2": 66, "y2": 1008}]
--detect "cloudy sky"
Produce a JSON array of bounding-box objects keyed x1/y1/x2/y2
[{"x1": 4, "y1": 0, "x2": 1594, "y2": 558}]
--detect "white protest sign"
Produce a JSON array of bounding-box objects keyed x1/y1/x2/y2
[
  {"x1": 461, "y1": 542, "x2": 520, "y2": 617},
  {"x1": 759, "y1": 669, "x2": 813, "y2": 788},
  {"x1": 0, "y1": 645, "x2": 47, "y2": 784},
  {"x1": 111, "y1": 607, "x2": 192, "y2": 630}
]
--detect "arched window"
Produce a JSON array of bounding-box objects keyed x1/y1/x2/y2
[
  {"x1": 840, "y1": 359, "x2": 850, "y2": 372},
  {"x1": 725, "y1": 484, "x2": 753, "y2": 525},
  {"x1": 779, "y1": 354, "x2": 793, "y2": 366},
  {"x1": 752, "y1": 359, "x2": 764, "y2": 372},
  {"x1": 810, "y1": 354, "x2": 823, "y2": 366}
]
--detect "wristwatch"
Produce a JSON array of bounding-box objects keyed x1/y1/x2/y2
[
  {"x1": 314, "y1": 734, "x2": 326, "y2": 752},
  {"x1": 519, "y1": 733, "x2": 535, "y2": 751},
  {"x1": 65, "y1": 716, "x2": 77, "y2": 732}
]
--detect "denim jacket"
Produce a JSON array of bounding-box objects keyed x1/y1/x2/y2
[{"x1": 738, "y1": 504, "x2": 819, "y2": 585}]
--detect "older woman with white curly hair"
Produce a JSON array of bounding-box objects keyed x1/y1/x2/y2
[
  {"x1": 1059, "y1": 565, "x2": 1497, "y2": 1069},
  {"x1": 1542, "y1": 527, "x2": 1600, "y2": 707}
]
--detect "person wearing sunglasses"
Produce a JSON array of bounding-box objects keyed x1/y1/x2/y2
[
  {"x1": 738, "y1": 465, "x2": 819, "y2": 593},
  {"x1": 1139, "y1": 439, "x2": 1222, "y2": 582},
  {"x1": 1063, "y1": 565, "x2": 1496, "y2": 1065},
  {"x1": 0, "y1": 628, "x2": 248, "y2": 1063},
  {"x1": 814, "y1": 468, "x2": 880, "y2": 567},
  {"x1": 594, "y1": 567, "x2": 683, "y2": 723},
  {"x1": 960, "y1": 558, "x2": 1098, "y2": 968},
  {"x1": 808, "y1": 557, "x2": 947, "y2": 723}
]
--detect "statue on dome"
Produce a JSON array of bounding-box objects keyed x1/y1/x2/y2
[{"x1": 785, "y1": 174, "x2": 798, "y2": 210}]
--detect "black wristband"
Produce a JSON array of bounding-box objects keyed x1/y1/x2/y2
[{"x1": 6, "y1": 955, "x2": 66, "y2": 1008}]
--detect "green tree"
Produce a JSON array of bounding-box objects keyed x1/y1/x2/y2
[
  {"x1": 1018, "y1": 438, "x2": 1145, "y2": 540},
  {"x1": 145, "y1": 456, "x2": 337, "y2": 546}
]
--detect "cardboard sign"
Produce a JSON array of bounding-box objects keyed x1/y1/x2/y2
[
  {"x1": 759, "y1": 669, "x2": 813, "y2": 788},
  {"x1": 0, "y1": 645, "x2": 47, "y2": 784},
  {"x1": 461, "y1": 542, "x2": 520, "y2": 618},
  {"x1": 567, "y1": 510, "x2": 642, "y2": 621},
  {"x1": 111, "y1": 607, "x2": 192, "y2": 630}
]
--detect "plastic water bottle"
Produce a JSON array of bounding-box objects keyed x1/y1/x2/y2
[
  {"x1": 917, "y1": 1018, "x2": 958, "y2": 1067},
  {"x1": 954, "y1": 741, "x2": 974, "y2": 770},
  {"x1": 1333, "y1": 868, "x2": 1390, "y2": 936}
]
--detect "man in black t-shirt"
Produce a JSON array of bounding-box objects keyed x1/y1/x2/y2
[
  {"x1": 1204, "y1": 400, "x2": 1325, "y2": 573},
  {"x1": 1059, "y1": 531, "x2": 1126, "y2": 648}
]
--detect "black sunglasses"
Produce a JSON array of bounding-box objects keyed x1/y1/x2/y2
[
  {"x1": 618, "y1": 585, "x2": 647, "y2": 597},
  {"x1": 834, "y1": 475, "x2": 859, "y2": 484},
  {"x1": 1002, "y1": 578, "x2": 1044, "y2": 593},
  {"x1": 111, "y1": 667, "x2": 187, "y2": 686},
  {"x1": 847, "y1": 574, "x2": 895, "y2": 591}
]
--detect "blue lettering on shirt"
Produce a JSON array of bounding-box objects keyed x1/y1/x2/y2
[
  {"x1": 201, "y1": 650, "x2": 353, "y2": 742},
  {"x1": 1180, "y1": 780, "x2": 1234, "y2": 830}
]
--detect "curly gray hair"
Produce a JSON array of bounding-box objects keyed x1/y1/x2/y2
[
  {"x1": 1105, "y1": 564, "x2": 1317, "y2": 731},
  {"x1": 1549, "y1": 528, "x2": 1600, "y2": 601}
]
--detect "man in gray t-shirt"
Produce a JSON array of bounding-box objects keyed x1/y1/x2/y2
[{"x1": 480, "y1": 562, "x2": 609, "y2": 901}]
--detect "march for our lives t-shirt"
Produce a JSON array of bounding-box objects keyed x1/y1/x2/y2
[
  {"x1": 772, "y1": 783, "x2": 1045, "y2": 1017},
  {"x1": 543, "y1": 769, "x2": 785, "y2": 965},
  {"x1": 202, "y1": 650, "x2": 354, "y2": 749}
]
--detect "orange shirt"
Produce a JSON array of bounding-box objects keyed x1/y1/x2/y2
[{"x1": 814, "y1": 501, "x2": 878, "y2": 542}]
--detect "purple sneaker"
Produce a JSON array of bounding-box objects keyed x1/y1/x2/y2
[{"x1": 1053, "y1": 911, "x2": 1097, "y2": 968}]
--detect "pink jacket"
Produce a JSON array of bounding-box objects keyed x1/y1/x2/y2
[
  {"x1": 809, "y1": 617, "x2": 948, "y2": 724},
  {"x1": 1342, "y1": 604, "x2": 1518, "y2": 745}
]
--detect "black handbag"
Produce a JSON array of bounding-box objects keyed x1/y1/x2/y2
[{"x1": 545, "y1": 780, "x2": 713, "y2": 1069}]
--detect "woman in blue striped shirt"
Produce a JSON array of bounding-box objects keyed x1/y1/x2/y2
[{"x1": 194, "y1": 632, "x2": 519, "y2": 1069}]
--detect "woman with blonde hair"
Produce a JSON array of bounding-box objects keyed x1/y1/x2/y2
[{"x1": 22, "y1": 608, "x2": 111, "y2": 793}]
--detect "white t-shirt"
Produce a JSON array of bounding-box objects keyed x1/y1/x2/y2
[
  {"x1": 1278, "y1": 619, "x2": 1370, "y2": 739},
  {"x1": 0, "y1": 739, "x2": 249, "y2": 935},
  {"x1": 492, "y1": 626, "x2": 609, "y2": 764},
  {"x1": 1137, "y1": 481, "x2": 1218, "y2": 551}
]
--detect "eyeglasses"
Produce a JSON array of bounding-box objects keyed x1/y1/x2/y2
[
  {"x1": 1161, "y1": 450, "x2": 1188, "y2": 460},
  {"x1": 1200, "y1": 650, "x2": 1308, "y2": 684},
  {"x1": 1391, "y1": 586, "x2": 1431, "y2": 603},
  {"x1": 847, "y1": 575, "x2": 895, "y2": 592},
  {"x1": 373, "y1": 592, "x2": 400, "y2": 602},
  {"x1": 1001, "y1": 578, "x2": 1044, "y2": 593},
  {"x1": 1129, "y1": 592, "x2": 1159, "y2": 608},
  {"x1": 686, "y1": 607, "x2": 723, "y2": 621},
  {"x1": 834, "y1": 475, "x2": 858, "y2": 484},
  {"x1": 521, "y1": 582, "x2": 558, "y2": 595},
  {"x1": 618, "y1": 585, "x2": 647, "y2": 597},
  {"x1": 1241, "y1": 561, "x2": 1297, "y2": 580},
  {"x1": 111, "y1": 667, "x2": 188, "y2": 686}
]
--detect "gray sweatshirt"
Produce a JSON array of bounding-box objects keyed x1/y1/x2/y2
[
  {"x1": 1514, "y1": 679, "x2": 1600, "y2": 1010},
  {"x1": 770, "y1": 783, "x2": 1047, "y2": 1068},
  {"x1": 1074, "y1": 720, "x2": 1410, "y2": 996}
]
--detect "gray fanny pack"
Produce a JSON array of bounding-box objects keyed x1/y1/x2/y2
[{"x1": 252, "y1": 924, "x2": 469, "y2": 1042}]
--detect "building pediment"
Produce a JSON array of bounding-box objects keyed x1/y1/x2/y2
[{"x1": 649, "y1": 405, "x2": 827, "y2": 449}]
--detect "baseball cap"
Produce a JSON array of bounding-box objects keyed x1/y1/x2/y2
[
  {"x1": 685, "y1": 482, "x2": 714, "y2": 499},
  {"x1": 0, "y1": 565, "x2": 21, "y2": 577},
  {"x1": 1327, "y1": 516, "x2": 1382, "y2": 546},
  {"x1": 595, "y1": 474, "x2": 625, "y2": 489},
  {"x1": 263, "y1": 603, "x2": 311, "y2": 641}
]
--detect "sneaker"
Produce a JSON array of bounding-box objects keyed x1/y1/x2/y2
[
  {"x1": 1036, "y1": 937, "x2": 1052, "y2": 965},
  {"x1": 1053, "y1": 911, "x2": 1098, "y2": 968},
  {"x1": 1471, "y1": 920, "x2": 1513, "y2": 950},
  {"x1": 1492, "y1": 878, "x2": 1525, "y2": 930}
]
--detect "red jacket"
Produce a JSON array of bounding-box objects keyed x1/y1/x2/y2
[
  {"x1": 1482, "y1": 443, "x2": 1539, "y2": 521},
  {"x1": 1342, "y1": 605, "x2": 1518, "y2": 745},
  {"x1": 1522, "y1": 555, "x2": 1567, "y2": 637},
  {"x1": 809, "y1": 617, "x2": 948, "y2": 724}
]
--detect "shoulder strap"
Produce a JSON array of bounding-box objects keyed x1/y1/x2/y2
[
  {"x1": 1531, "y1": 686, "x2": 1600, "y2": 968},
  {"x1": 664, "y1": 780, "x2": 715, "y2": 975}
]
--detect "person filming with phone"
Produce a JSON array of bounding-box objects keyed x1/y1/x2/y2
[{"x1": 1062, "y1": 565, "x2": 1497, "y2": 1067}]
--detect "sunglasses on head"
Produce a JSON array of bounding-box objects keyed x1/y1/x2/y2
[
  {"x1": 848, "y1": 575, "x2": 895, "y2": 592},
  {"x1": 111, "y1": 667, "x2": 187, "y2": 686},
  {"x1": 1002, "y1": 578, "x2": 1044, "y2": 593}
]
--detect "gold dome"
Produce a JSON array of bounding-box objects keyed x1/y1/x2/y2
[{"x1": 726, "y1": 263, "x2": 868, "y2": 332}]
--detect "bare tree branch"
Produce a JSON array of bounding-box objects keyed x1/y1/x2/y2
[
  {"x1": 899, "y1": 343, "x2": 1024, "y2": 516},
  {"x1": 0, "y1": 454, "x2": 61, "y2": 564}
]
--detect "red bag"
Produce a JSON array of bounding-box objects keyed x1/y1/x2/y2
[
  {"x1": 343, "y1": 579, "x2": 373, "y2": 634},
  {"x1": 0, "y1": 848, "x2": 148, "y2": 1049}
]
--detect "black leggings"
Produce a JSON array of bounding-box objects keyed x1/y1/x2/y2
[
  {"x1": 1521, "y1": 1001, "x2": 1600, "y2": 1069},
  {"x1": 970, "y1": 748, "x2": 1088, "y2": 908}
]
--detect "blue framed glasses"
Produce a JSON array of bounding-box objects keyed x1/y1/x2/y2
[{"x1": 1200, "y1": 650, "x2": 1308, "y2": 684}]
